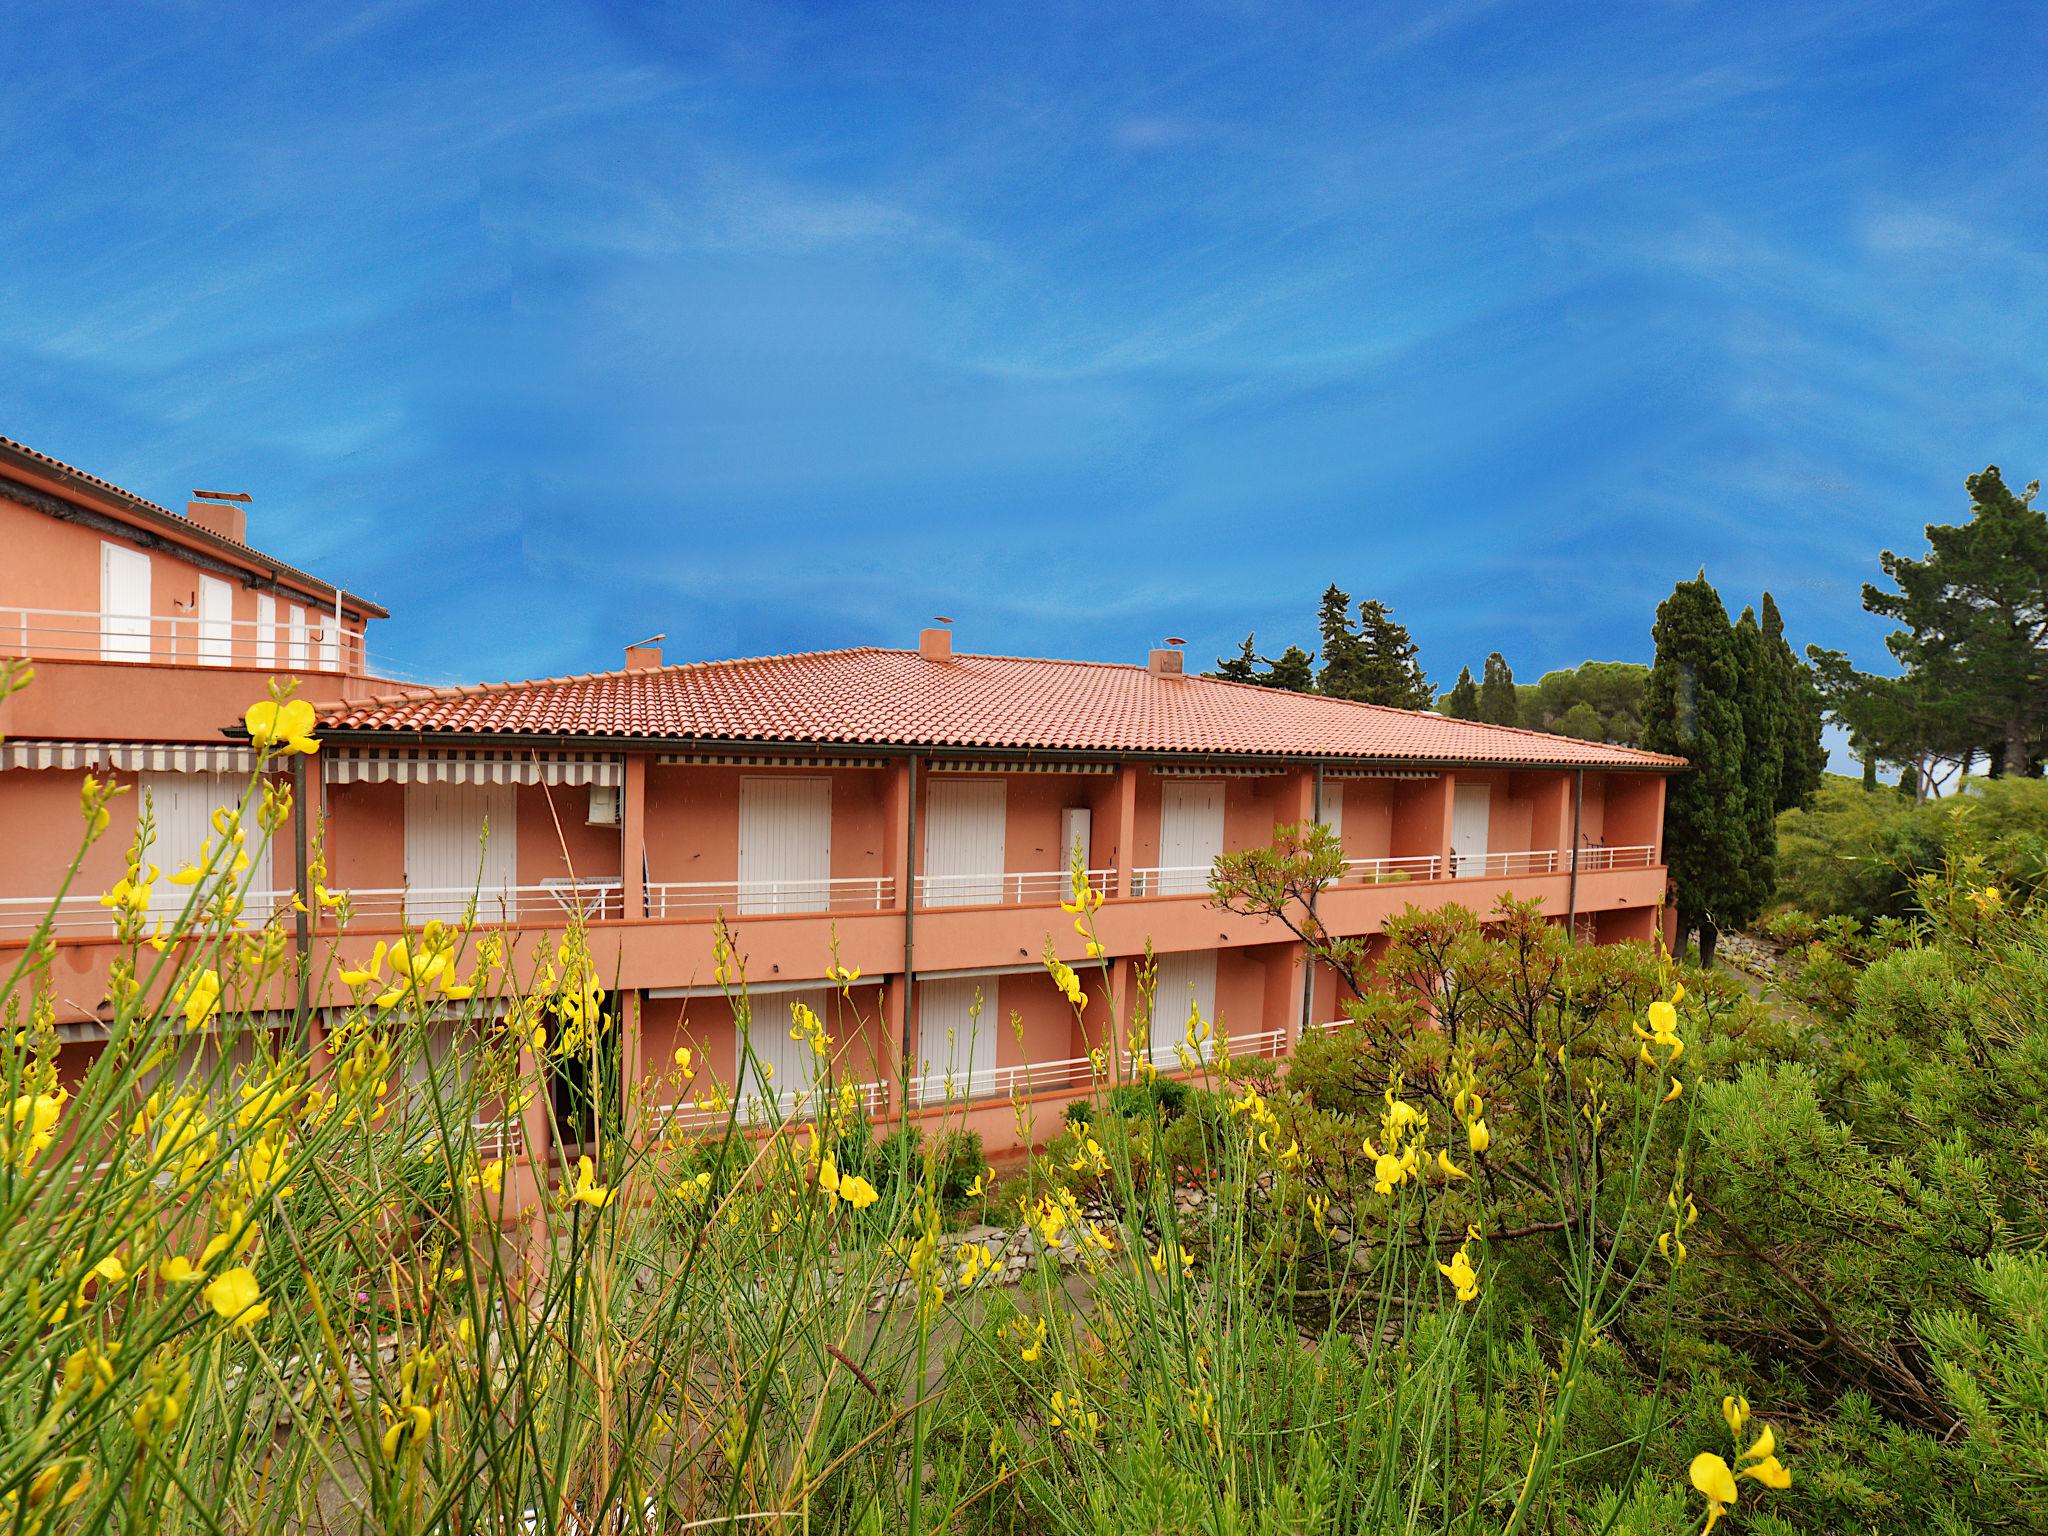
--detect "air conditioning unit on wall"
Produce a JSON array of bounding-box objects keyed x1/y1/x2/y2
[{"x1": 587, "y1": 785, "x2": 622, "y2": 826}]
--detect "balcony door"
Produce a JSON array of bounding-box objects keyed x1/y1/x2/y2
[
  {"x1": 1450, "y1": 783, "x2": 1492, "y2": 876},
  {"x1": 197, "y1": 576, "x2": 233, "y2": 666},
  {"x1": 746, "y1": 988, "x2": 829, "y2": 1112},
  {"x1": 99, "y1": 542, "x2": 151, "y2": 661},
  {"x1": 1150, "y1": 950, "x2": 1218, "y2": 1063},
  {"x1": 916, "y1": 976, "x2": 997, "y2": 1099},
  {"x1": 922, "y1": 779, "x2": 1006, "y2": 906},
  {"x1": 404, "y1": 781, "x2": 518, "y2": 924},
  {"x1": 1158, "y1": 780, "x2": 1224, "y2": 896},
  {"x1": 738, "y1": 777, "x2": 831, "y2": 914},
  {"x1": 140, "y1": 771, "x2": 272, "y2": 920}
]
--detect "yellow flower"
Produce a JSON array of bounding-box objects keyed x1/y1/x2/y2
[
  {"x1": 1690, "y1": 1452, "x2": 1738, "y2": 1534},
  {"x1": 570, "y1": 1155, "x2": 613, "y2": 1209},
  {"x1": 176, "y1": 968, "x2": 223, "y2": 1032},
  {"x1": 825, "y1": 962, "x2": 862, "y2": 986},
  {"x1": 202, "y1": 1266, "x2": 269, "y2": 1330},
  {"x1": 1050, "y1": 1389, "x2": 1101, "y2": 1442},
  {"x1": 81, "y1": 772, "x2": 114, "y2": 840},
  {"x1": 1436, "y1": 1147, "x2": 1470, "y2": 1181},
  {"x1": 1019, "y1": 1318, "x2": 1047, "y2": 1362},
  {"x1": 674, "y1": 1045, "x2": 696, "y2": 1080},
  {"x1": 244, "y1": 697, "x2": 319, "y2": 755},
  {"x1": 158, "y1": 1255, "x2": 206, "y2": 1285},
  {"x1": 381, "y1": 1403, "x2": 433, "y2": 1461},
  {"x1": 1466, "y1": 1117, "x2": 1491, "y2": 1155},
  {"x1": 469, "y1": 1159, "x2": 504, "y2": 1196},
  {"x1": 839, "y1": 1173, "x2": 880, "y2": 1210},
  {"x1": 10, "y1": 1092, "x2": 65, "y2": 1170},
  {"x1": 1437, "y1": 1242, "x2": 1480, "y2": 1303},
  {"x1": 1737, "y1": 1424, "x2": 1792, "y2": 1489},
  {"x1": 1721, "y1": 1394, "x2": 1750, "y2": 1439},
  {"x1": 1663, "y1": 1076, "x2": 1684, "y2": 1104},
  {"x1": 1659, "y1": 1230, "x2": 1688, "y2": 1265},
  {"x1": 339, "y1": 941, "x2": 387, "y2": 988}
]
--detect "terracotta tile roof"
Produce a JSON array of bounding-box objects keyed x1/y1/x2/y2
[
  {"x1": 315, "y1": 648, "x2": 1685, "y2": 769},
  {"x1": 0, "y1": 436, "x2": 388, "y2": 619}
]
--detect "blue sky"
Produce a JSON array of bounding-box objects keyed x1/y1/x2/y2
[{"x1": 3, "y1": 1, "x2": 2043, "y2": 705}]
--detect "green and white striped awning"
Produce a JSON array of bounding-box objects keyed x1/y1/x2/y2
[
  {"x1": 323, "y1": 748, "x2": 622, "y2": 787},
  {"x1": 0, "y1": 739, "x2": 257, "y2": 774}
]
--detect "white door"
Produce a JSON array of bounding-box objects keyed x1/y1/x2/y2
[
  {"x1": 916, "y1": 976, "x2": 997, "y2": 1099},
  {"x1": 318, "y1": 609, "x2": 341, "y2": 671},
  {"x1": 197, "y1": 576, "x2": 233, "y2": 666},
  {"x1": 140, "y1": 771, "x2": 272, "y2": 919},
  {"x1": 922, "y1": 779, "x2": 1007, "y2": 906},
  {"x1": 254, "y1": 594, "x2": 277, "y2": 667},
  {"x1": 1451, "y1": 784, "x2": 1492, "y2": 876},
  {"x1": 287, "y1": 606, "x2": 308, "y2": 669},
  {"x1": 1151, "y1": 951, "x2": 1218, "y2": 1063},
  {"x1": 737, "y1": 777, "x2": 831, "y2": 914},
  {"x1": 99, "y1": 542, "x2": 152, "y2": 661},
  {"x1": 404, "y1": 781, "x2": 518, "y2": 923},
  {"x1": 1318, "y1": 784, "x2": 1345, "y2": 851},
  {"x1": 1158, "y1": 780, "x2": 1225, "y2": 895}
]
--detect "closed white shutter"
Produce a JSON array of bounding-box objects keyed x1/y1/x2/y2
[
  {"x1": 1319, "y1": 783, "x2": 1344, "y2": 851},
  {"x1": 254, "y1": 594, "x2": 277, "y2": 667},
  {"x1": 404, "y1": 781, "x2": 518, "y2": 924},
  {"x1": 139, "y1": 771, "x2": 272, "y2": 918},
  {"x1": 99, "y1": 543, "x2": 152, "y2": 661},
  {"x1": 197, "y1": 576, "x2": 233, "y2": 666},
  {"x1": 287, "y1": 606, "x2": 308, "y2": 669},
  {"x1": 922, "y1": 779, "x2": 1007, "y2": 906},
  {"x1": 737, "y1": 777, "x2": 831, "y2": 914},
  {"x1": 1451, "y1": 784, "x2": 1492, "y2": 876},
  {"x1": 916, "y1": 976, "x2": 996, "y2": 1099},
  {"x1": 1150, "y1": 951, "x2": 1218, "y2": 1063},
  {"x1": 318, "y1": 609, "x2": 341, "y2": 671},
  {"x1": 742, "y1": 988, "x2": 829, "y2": 1115},
  {"x1": 1158, "y1": 780, "x2": 1224, "y2": 895}
]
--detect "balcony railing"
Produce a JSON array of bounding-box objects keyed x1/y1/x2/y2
[
  {"x1": 344, "y1": 879, "x2": 625, "y2": 927},
  {"x1": 1449, "y1": 849, "x2": 1560, "y2": 878},
  {"x1": 1570, "y1": 843, "x2": 1657, "y2": 871},
  {"x1": 2, "y1": 605, "x2": 365, "y2": 675},
  {"x1": 658, "y1": 1078, "x2": 889, "y2": 1131},
  {"x1": 0, "y1": 889, "x2": 295, "y2": 940},
  {"x1": 1128, "y1": 865, "x2": 1215, "y2": 898},
  {"x1": 644, "y1": 876, "x2": 895, "y2": 918},
  {"x1": 1336, "y1": 854, "x2": 1442, "y2": 884},
  {"x1": 914, "y1": 867, "x2": 1114, "y2": 908}
]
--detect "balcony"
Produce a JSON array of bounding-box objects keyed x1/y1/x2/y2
[
  {"x1": 0, "y1": 889, "x2": 295, "y2": 940},
  {"x1": 2, "y1": 605, "x2": 366, "y2": 675},
  {"x1": 645, "y1": 876, "x2": 895, "y2": 919},
  {"x1": 345, "y1": 879, "x2": 625, "y2": 928}
]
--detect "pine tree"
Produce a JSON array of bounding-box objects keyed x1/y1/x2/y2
[
  {"x1": 1315, "y1": 585, "x2": 1366, "y2": 699},
  {"x1": 1730, "y1": 607, "x2": 1781, "y2": 925},
  {"x1": 1760, "y1": 594, "x2": 1826, "y2": 809},
  {"x1": 1641, "y1": 573, "x2": 1749, "y2": 966},
  {"x1": 1445, "y1": 666, "x2": 1480, "y2": 719},
  {"x1": 1208, "y1": 636, "x2": 1260, "y2": 684},
  {"x1": 1478, "y1": 652, "x2": 1520, "y2": 726},
  {"x1": 1262, "y1": 645, "x2": 1317, "y2": 693},
  {"x1": 1351, "y1": 600, "x2": 1434, "y2": 709}
]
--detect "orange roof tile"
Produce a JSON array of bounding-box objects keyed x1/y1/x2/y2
[{"x1": 314, "y1": 648, "x2": 1684, "y2": 769}]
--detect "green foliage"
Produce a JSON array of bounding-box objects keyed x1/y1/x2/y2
[
  {"x1": 1775, "y1": 774, "x2": 2048, "y2": 923},
  {"x1": 1732, "y1": 606, "x2": 1783, "y2": 924},
  {"x1": 1444, "y1": 664, "x2": 1480, "y2": 720},
  {"x1": 1205, "y1": 633, "x2": 1318, "y2": 691},
  {"x1": 1515, "y1": 659, "x2": 1650, "y2": 744}
]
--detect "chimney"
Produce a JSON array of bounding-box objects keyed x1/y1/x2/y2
[
  {"x1": 1148, "y1": 646, "x2": 1185, "y2": 677},
  {"x1": 919, "y1": 626, "x2": 953, "y2": 662},
  {"x1": 186, "y1": 490, "x2": 251, "y2": 544},
  {"x1": 624, "y1": 633, "x2": 665, "y2": 670}
]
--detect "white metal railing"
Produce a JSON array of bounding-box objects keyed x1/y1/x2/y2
[
  {"x1": 1448, "y1": 849, "x2": 1559, "y2": 879},
  {"x1": 2, "y1": 604, "x2": 365, "y2": 675},
  {"x1": 905, "y1": 1055, "x2": 1098, "y2": 1109},
  {"x1": 1570, "y1": 843, "x2": 1656, "y2": 872},
  {"x1": 0, "y1": 889, "x2": 295, "y2": 940},
  {"x1": 914, "y1": 867, "x2": 1114, "y2": 908},
  {"x1": 644, "y1": 876, "x2": 894, "y2": 919},
  {"x1": 1337, "y1": 854, "x2": 1442, "y2": 884},
  {"x1": 1129, "y1": 865, "x2": 1216, "y2": 898},
  {"x1": 344, "y1": 879, "x2": 624, "y2": 927},
  {"x1": 659, "y1": 1079, "x2": 889, "y2": 1132}
]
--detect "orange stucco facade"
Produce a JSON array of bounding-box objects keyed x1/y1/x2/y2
[{"x1": 2, "y1": 438, "x2": 1678, "y2": 1189}]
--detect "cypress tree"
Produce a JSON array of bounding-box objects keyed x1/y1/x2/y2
[
  {"x1": 1640, "y1": 573, "x2": 1749, "y2": 966},
  {"x1": 1478, "y1": 652, "x2": 1520, "y2": 726},
  {"x1": 1445, "y1": 666, "x2": 1480, "y2": 719},
  {"x1": 1352, "y1": 600, "x2": 1435, "y2": 709},
  {"x1": 1760, "y1": 594, "x2": 1827, "y2": 810},
  {"x1": 1730, "y1": 607, "x2": 1781, "y2": 925}
]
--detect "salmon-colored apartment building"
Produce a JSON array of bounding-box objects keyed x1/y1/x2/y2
[{"x1": 1, "y1": 436, "x2": 1680, "y2": 1163}]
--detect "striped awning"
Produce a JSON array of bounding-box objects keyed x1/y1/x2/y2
[
  {"x1": 1325, "y1": 768, "x2": 1441, "y2": 781},
  {"x1": 324, "y1": 748, "x2": 622, "y2": 787},
  {"x1": 0, "y1": 739, "x2": 257, "y2": 774},
  {"x1": 1155, "y1": 764, "x2": 1287, "y2": 778},
  {"x1": 656, "y1": 753, "x2": 890, "y2": 770},
  {"x1": 934, "y1": 760, "x2": 1115, "y2": 776}
]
